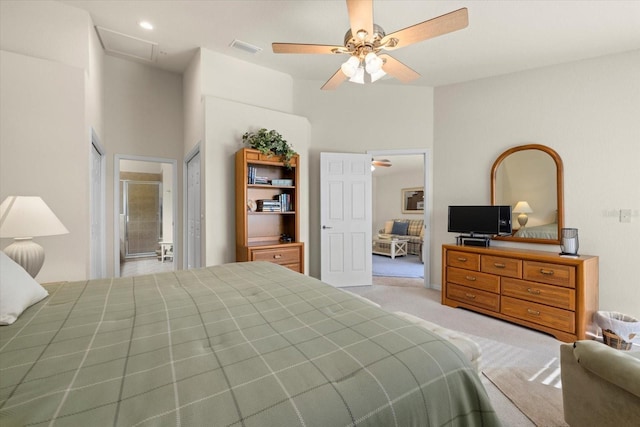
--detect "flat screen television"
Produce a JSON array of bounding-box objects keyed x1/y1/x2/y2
[{"x1": 448, "y1": 205, "x2": 512, "y2": 236}]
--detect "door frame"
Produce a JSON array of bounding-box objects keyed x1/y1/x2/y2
[
  {"x1": 89, "y1": 128, "x2": 106, "y2": 279},
  {"x1": 114, "y1": 154, "x2": 178, "y2": 277},
  {"x1": 367, "y1": 148, "x2": 431, "y2": 287},
  {"x1": 183, "y1": 143, "x2": 202, "y2": 269}
]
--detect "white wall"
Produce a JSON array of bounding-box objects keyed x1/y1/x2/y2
[
  {"x1": 293, "y1": 81, "x2": 434, "y2": 277},
  {"x1": 373, "y1": 171, "x2": 424, "y2": 232},
  {"x1": 191, "y1": 48, "x2": 307, "y2": 269},
  {"x1": 201, "y1": 50, "x2": 294, "y2": 114},
  {"x1": 103, "y1": 55, "x2": 184, "y2": 275},
  {"x1": 0, "y1": 0, "x2": 98, "y2": 282},
  {"x1": 183, "y1": 49, "x2": 203, "y2": 156},
  {"x1": 0, "y1": 51, "x2": 88, "y2": 282},
  {"x1": 0, "y1": 0, "x2": 89, "y2": 71},
  {"x1": 434, "y1": 49, "x2": 640, "y2": 318},
  {"x1": 202, "y1": 97, "x2": 310, "y2": 270}
]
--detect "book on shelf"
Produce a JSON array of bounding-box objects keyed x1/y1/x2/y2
[
  {"x1": 275, "y1": 193, "x2": 292, "y2": 212},
  {"x1": 256, "y1": 199, "x2": 281, "y2": 212}
]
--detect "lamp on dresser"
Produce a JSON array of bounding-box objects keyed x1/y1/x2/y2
[{"x1": 0, "y1": 196, "x2": 69, "y2": 278}]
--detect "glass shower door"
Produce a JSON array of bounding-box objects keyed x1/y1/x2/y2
[{"x1": 125, "y1": 181, "x2": 161, "y2": 257}]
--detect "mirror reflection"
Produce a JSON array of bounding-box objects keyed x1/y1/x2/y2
[{"x1": 491, "y1": 144, "x2": 564, "y2": 244}]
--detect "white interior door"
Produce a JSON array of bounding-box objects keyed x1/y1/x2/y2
[
  {"x1": 320, "y1": 153, "x2": 372, "y2": 287},
  {"x1": 186, "y1": 150, "x2": 201, "y2": 269}
]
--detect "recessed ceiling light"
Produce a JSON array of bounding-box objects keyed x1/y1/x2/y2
[{"x1": 139, "y1": 21, "x2": 153, "y2": 30}]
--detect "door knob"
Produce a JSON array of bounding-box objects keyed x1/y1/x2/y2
[{"x1": 322, "y1": 225, "x2": 332, "y2": 229}]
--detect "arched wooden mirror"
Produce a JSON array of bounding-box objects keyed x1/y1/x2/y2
[{"x1": 491, "y1": 144, "x2": 564, "y2": 245}]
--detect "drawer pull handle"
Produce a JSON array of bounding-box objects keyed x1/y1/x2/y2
[
  {"x1": 527, "y1": 309, "x2": 541, "y2": 316},
  {"x1": 465, "y1": 293, "x2": 476, "y2": 299},
  {"x1": 273, "y1": 254, "x2": 282, "y2": 259},
  {"x1": 465, "y1": 276, "x2": 477, "y2": 281},
  {"x1": 457, "y1": 257, "x2": 468, "y2": 262},
  {"x1": 494, "y1": 263, "x2": 506, "y2": 268},
  {"x1": 540, "y1": 269, "x2": 554, "y2": 276},
  {"x1": 527, "y1": 288, "x2": 541, "y2": 295}
]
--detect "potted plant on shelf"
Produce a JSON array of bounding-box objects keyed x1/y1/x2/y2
[{"x1": 242, "y1": 128, "x2": 297, "y2": 168}]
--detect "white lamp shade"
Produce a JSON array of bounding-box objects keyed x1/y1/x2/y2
[
  {"x1": 364, "y1": 52, "x2": 383, "y2": 74},
  {"x1": 0, "y1": 196, "x2": 69, "y2": 238},
  {"x1": 513, "y1": 201, "x2": 533, "y2": 214},
  {"x1": 349, "y1": 67, "x2": 365, "y2": 84},
  {"x1": 340, "y1": 56, "x2": 360, "y2": 78}
]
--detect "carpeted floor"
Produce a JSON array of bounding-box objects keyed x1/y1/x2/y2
[
  {"x1": 345, "y1": 277, "x2": 563, "y2": 426},
  {"x1": 372, "y1": 254, "x2": 424, "y2": 278},
  {"x1": 483, "y1": 366, "x2": 566, "y2": 427}
]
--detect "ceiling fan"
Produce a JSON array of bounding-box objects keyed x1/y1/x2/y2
[
  {"x1": 371, "y1": 158, "x2": 392, "y2": 169},
  {"x1": 272, "y1": 0, "x2": 468, "y2": 90}
]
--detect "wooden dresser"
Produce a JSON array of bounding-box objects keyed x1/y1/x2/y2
[{"x1": 442, "y1": 244, "x2": 599, "y2": 342}]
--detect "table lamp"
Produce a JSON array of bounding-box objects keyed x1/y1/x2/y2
[
  {"x1": 0, "y1": 196, "x2": 69, "y2": 278},
  {"x1": 513, "y1": 201, "x2": 533, "y2": 228}
]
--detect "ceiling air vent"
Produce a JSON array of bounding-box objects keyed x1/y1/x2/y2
[
  {"x1": 229, "y1": 39, "x2": 262, "y2": 55},
  {"x1": 95, "y1": 26, "x2": 158, "y2": 62}
]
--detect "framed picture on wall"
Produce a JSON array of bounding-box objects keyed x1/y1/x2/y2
[{"x1": 402, "y1": 187, "x2": 424, "y2": 214}]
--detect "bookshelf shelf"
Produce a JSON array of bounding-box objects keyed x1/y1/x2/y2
[{"x1": 235, "y1": 148, "x2": 304, "y2": 273}]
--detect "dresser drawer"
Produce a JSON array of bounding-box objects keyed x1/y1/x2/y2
[
  {"x1": 481, "y1": 255, "x2": 522, "y2": 278},
  {"x1": 251, "y1": 247, "x2": 300, "y2": 264},
  {"x1": 501, "y1": 296, "x2": 575, "y2": 332},
  {"x1": 502, "y1": 278, "x2": 576, "y2": 310},
  {"x1": 282, "y1": 263, "x2": 301, "y2": 273},
  {"x1": 447, "y1": 267, "x2": 500, "y2": 293},
  {"x1": 447, "y1": 251, "x2": 480, "y2": 270},
  {"x1": 447, "y1": 283, "x2": 500, "y2": 312},
  {"x1": 523, "y1": 261, "x2": 575, "y2": 288}
]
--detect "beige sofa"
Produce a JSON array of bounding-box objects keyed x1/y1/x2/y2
[
  {"x1": 379, "y1": 219, "x2": 424, "y2": 257},
  {"x1": 560, "y1": 340, "x2": 640, "y2": 426}
]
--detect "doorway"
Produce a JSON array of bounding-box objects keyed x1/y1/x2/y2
[
  {"x1": 114, "y1": 155, "x2": 177, "y2": 277},
  {"x1": 368, "y1": 149, "x2": 430, "y2": 287}
]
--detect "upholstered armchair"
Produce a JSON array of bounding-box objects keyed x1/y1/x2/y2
[{"x1": 560, "y1": 340, "x2": 640, "y2": 426}]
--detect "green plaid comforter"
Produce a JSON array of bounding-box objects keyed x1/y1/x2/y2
[{"x1": 1, "y1": 262, "x2": 499, "y2": 426}]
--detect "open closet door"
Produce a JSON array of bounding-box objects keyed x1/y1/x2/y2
[{"x1": 320, "y1": 153, "x2": 372, "y2": 287}]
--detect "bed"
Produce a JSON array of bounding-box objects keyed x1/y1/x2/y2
[
  {"x1": 513, "y1": 222, "x2": 558, "y2": 239},
  {"x1": 0, "y1": 261, "x2": 499, "y2": 426}
]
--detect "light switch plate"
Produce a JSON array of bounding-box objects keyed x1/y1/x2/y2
[{"x1": 620, "y1": 209, "x2": 631, "y2": 223}]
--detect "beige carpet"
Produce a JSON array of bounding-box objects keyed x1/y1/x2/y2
[{"x1": 483, "y1": 366, "x2": 568, "y2": 427}]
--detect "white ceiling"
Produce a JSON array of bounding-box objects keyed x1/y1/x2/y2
[{"x1": 61, "y1": 0, "x2": 640, "y2": 88}]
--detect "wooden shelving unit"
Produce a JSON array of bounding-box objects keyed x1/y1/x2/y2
[{"x1": 235, "y1": 148, "x2": 304, "y2": 273}]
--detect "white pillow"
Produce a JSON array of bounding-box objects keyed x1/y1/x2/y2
[{"x1": 0, "y1": 251, "x2": 49, "y2": 325}]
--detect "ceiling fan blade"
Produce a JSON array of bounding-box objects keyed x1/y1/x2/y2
[
  {"x1": 381, "y1": 7, "x2": 468, "y2": 50},
  {"x1": 272, "y1": 43, "x2": 345, "y2": 54},
  {"x1": 346, "y1": 0, "x2": 373, "y2": 41},
  {"x1": 321, "y1": 68, "x2": 348, "y2": 90},
  {"x1": 379, "y1": 54, "x2": 420, "y2": 83},
  {"x1": 372, "y1": 160, "x2": 392, "y2": 167}
]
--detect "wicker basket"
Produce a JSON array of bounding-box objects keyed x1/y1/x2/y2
[{"x1": 602, "y1": 329, "x2": 633, "y2": 350}]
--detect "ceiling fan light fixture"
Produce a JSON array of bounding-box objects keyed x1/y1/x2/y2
[
  {"x1": 341, "y1": 55, "x2": 360, "y2": 77},
  {"x1": 364, "y1": 52, "x2": 383, "y2": 74},
  {"x1": 370, "y1": 68, "x2": 386, "y2": 82},
  {"x1": 349, "y1": 67, "x2": 365, "y2": 84}
]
